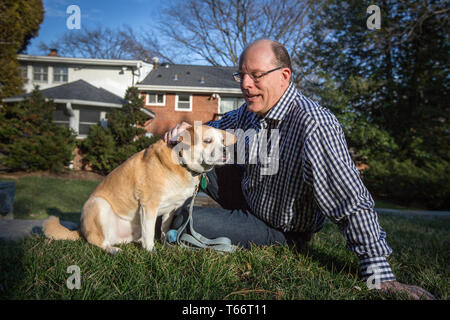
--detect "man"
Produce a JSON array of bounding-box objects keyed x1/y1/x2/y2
[{"x1": 165, "y1": 39, "x2": 434, "y2": 299}]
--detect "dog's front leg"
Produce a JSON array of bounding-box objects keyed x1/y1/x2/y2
[
  {"x1": 161, "y1": 212, "x2": 175, "y2": 241},
  {"x1": 139, "y1": 205, "x2": 158, "y2": 253}
]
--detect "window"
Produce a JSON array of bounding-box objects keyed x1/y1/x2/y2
[
  {"x1": 175, "y1": 94, "x2": 192, "y2": 111},
  {"x1": 20, "y1": 65, "x2": 28, "y2": 80},
  {"x1": 146, "y1": 93, "x2": 165, "y2": 106},
  {"x1": 52, "y1": 105, "x2": 71, "y2": 128},
  {"x1": 33, "y1": 65, "x2": 48, "y2": 82},
  {"x1": 53, "y1": 66, "x2": 68, "y2": 83},
  {"x1": 78, "y1": 109, "x2": 101, "y2": 135},
  {"x1": 219, "y1": 97, "x2": 245, "y2": 114}
]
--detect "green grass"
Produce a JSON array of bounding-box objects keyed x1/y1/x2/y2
[
  {"x1": 373, "y1": 198, "x2": 429, "y2": 211},
  {"x1": 0, "y1": 176, "x2": 448, "y2": 300},
  {"x1": 0, "y1": 176, "x2": 101, "y2": 222}
]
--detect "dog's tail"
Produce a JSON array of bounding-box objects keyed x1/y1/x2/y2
[{"x1": 43, "y1": 216, "x2": 81, "y2": 241}]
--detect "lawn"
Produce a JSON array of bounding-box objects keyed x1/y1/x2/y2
[{"x1": 0, "y1": 176, "x2": 448, "y2": 300}]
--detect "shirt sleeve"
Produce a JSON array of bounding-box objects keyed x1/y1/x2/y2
[
  {"x1": 206, "y1": 104, "x2": 244, "y2": 130},
  {"x1": 304, "y1": 122, "x2": 395, "y2": 283}
]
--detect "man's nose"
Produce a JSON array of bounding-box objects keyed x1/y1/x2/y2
[{"x1": 240, "y1": 73, "x2": 254, "y2": 90}]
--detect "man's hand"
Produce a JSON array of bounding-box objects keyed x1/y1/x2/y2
[
  {"x1": 163, "y1": 122, "x2": 192, "y2": 146},
  {"x1": 379, "y1": 280, "x2": 436, "y2": 300}
]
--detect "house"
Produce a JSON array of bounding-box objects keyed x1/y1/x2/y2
[
  {"x1": 18, "y1": 49, "x2": 153, "y2": 97},
  {"x1": 137, "y1": 60, "x2": 245, "y2": 135},
  {"x1": 5, "y1": 51, "x2": 246, "y2": 139},
  {"x1": 3, "y1": 79, "x2": 128, "y2": 137},
  {"x1": 3, "y1": 50, "x2": 154, "y2": 139}
]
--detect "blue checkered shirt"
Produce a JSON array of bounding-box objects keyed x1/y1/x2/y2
[{"x1": 207, "y1": 83, "x2": 395, "y2": 282}]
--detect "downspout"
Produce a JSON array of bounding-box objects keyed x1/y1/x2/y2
[
  {"x1": 132, "y1": 62, "x2": 142, "y2": 85},
  {"x1": 65, "y1": 102, "x2": 76, "y2": 129},
  {"x1": 65, "y1": 101, "x2": 76, "y2": 170}
]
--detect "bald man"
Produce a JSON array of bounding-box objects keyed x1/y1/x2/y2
[{"x1": 165, "y1": 39, "x2": 434, "y2": 300}]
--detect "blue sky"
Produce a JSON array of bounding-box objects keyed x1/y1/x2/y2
[{"x1": 27, "y1": 0, "x2": 168, "y2": 56}]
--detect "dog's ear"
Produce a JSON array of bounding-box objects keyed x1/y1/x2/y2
[
  {"x1": 175, "y1": 134, "x2": 184, "y2": 144},
  {"x1": 222, "y1": 130, "x2": 237, "y2": 146},
  {"x1": 169, "y1": 133, "x2": 184, "y2": 146}
]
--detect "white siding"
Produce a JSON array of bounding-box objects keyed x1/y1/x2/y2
[{"x1": 19, "y1": 56, "x2": 153, "y2": 98}]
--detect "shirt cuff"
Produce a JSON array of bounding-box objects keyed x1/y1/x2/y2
[{"x1": 359, "y1": 257, "x2": 396, "y2": 283}]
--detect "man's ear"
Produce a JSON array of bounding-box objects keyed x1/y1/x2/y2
[{"x1": 281, "y1": 67, "x2": 291, "y2": 84}]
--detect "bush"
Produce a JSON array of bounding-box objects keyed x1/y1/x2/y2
[
  {"x1": 0, "y1": 88, "x2": 76, "y2": 172},
  {"x1": 362, "y1": 157, "x2": 450, "y2": 210},
  {"x1": 78, "y1": 87, "x2": 160, "y2": 175}
]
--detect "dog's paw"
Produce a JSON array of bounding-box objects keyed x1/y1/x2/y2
[
  {"x1": 142, "y1": 242, "x2": 156, "y2": 254},
  {"x1": 105, "y1": 246, "x2": 122, "y2": 255},
  {"x1": 145, "y1": 246, "x2": 157, "y2": 256}
]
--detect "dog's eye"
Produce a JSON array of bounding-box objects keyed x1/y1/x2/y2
[{"x1": 203, "y1": 138, "x2": 213, "y2": 144}]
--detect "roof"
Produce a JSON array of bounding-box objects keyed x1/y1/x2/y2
[
  {"x1": 17, "y1": 54, "x2": 150, "y2": 68},
  {"x1": 138, "y1": 64, "x2": 241, "y2": 91},
  {"x1": 3, "y1": 80, "x2": 126, "y2": 107}
]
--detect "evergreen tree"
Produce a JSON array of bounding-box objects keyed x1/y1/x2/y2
[
  {"x1": 0, "y1": 0, "x2": 44, "y2": 101},
  {"x1": 0, "y1": 88, "x2": 76, "y2": 172},
  {"x1": 297, "y1": 0, "x2": 449, "y2": 209},
  {"x1": 78, "y1": 87, "x2": 159, "y2": 175},
  {"x1": 298, "y1": 0, "x2": 449, "y2": 163}
]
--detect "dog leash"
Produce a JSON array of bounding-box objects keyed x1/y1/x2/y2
[{"x1": 166, "y1": 174, "x2": 237, "y2": 253}]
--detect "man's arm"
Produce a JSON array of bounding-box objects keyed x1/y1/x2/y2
[
  {"x1": 304, "y1": 121, "x2": 435, "y2": 299},
  {"x1": 205, "y1": 105, "x2": 244, "y2": 129},
  {"x1": 164, "y1": 106, "x2": 244, "y2": 144},
  {"x1": 304, "y1": 122, "x2": 395, "y2": 282}
]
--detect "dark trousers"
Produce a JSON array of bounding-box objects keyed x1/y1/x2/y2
[{"x1": 171, "y1": 165, "x2": 314, "y2": 249}]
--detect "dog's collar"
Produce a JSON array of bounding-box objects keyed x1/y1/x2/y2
[
  {"x1": 177, "y1": 148, "x2": 204, "y2": 177},
  {"x1": 188, "y1": 169, "x2": 202, "y2": 177},
  {"x1": 178, "y1": 159, "x2": 203, "y2": 177}
]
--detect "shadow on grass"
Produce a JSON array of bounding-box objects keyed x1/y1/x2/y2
[
  {"x1": 299, "y1": 244, "x2": 360, "y2": 277},
  {"x1": 46, "y1": 207, "x2": 81, "y2": 224},
  {"x1": 0, "y1": 239, "x2": 25, "y2": 299}
]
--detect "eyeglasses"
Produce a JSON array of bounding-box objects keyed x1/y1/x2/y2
[{"x1": 233, "y1": 66, "x2": 283, "y2": 83}]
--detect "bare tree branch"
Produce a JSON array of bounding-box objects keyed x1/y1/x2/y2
[
  {"x1": 158, "y1": 0, "x2": 313, "y2": 66},
  {"x1": 38, "y1": 25, "x2": 173, "y2": 63}
]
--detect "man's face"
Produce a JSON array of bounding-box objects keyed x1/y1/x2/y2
[{"x1": 239, "y1": 43, "x2": 290, "y2": 117}]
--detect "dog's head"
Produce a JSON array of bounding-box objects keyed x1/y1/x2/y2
[{"x1": 171, "y1": 125, "x2": 236, "y2": 173}]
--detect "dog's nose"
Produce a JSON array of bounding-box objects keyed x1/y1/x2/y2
[{"x1": 222, "y1": 148, "x2": 228, "y2": 161}]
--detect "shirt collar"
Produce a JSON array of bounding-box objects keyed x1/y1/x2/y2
[{"x1": 263, "y1": 82, "x2": 297, "y2": 122}]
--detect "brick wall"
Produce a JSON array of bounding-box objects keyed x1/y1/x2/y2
[{"x1": 142, "y1": 93, "x2": 220, "y2": 136}]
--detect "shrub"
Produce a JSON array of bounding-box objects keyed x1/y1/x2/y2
[
  {"x1": 362, "y1": 157, "x2": 450, "y2": 210},
  {"x1": 0, "y1": 88, "x2": 76, "y2": 172},
  {"x1": 78, "y1": 87, "x2": 160, "y2": 175}
]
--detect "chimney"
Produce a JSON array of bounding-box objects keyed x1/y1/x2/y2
[
  {"x1": 48, "y1": 48, "x2": 58, "y2": 56},
  {"x1": 152, "y1": 57, "x2": 159, "y2": 70}
]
